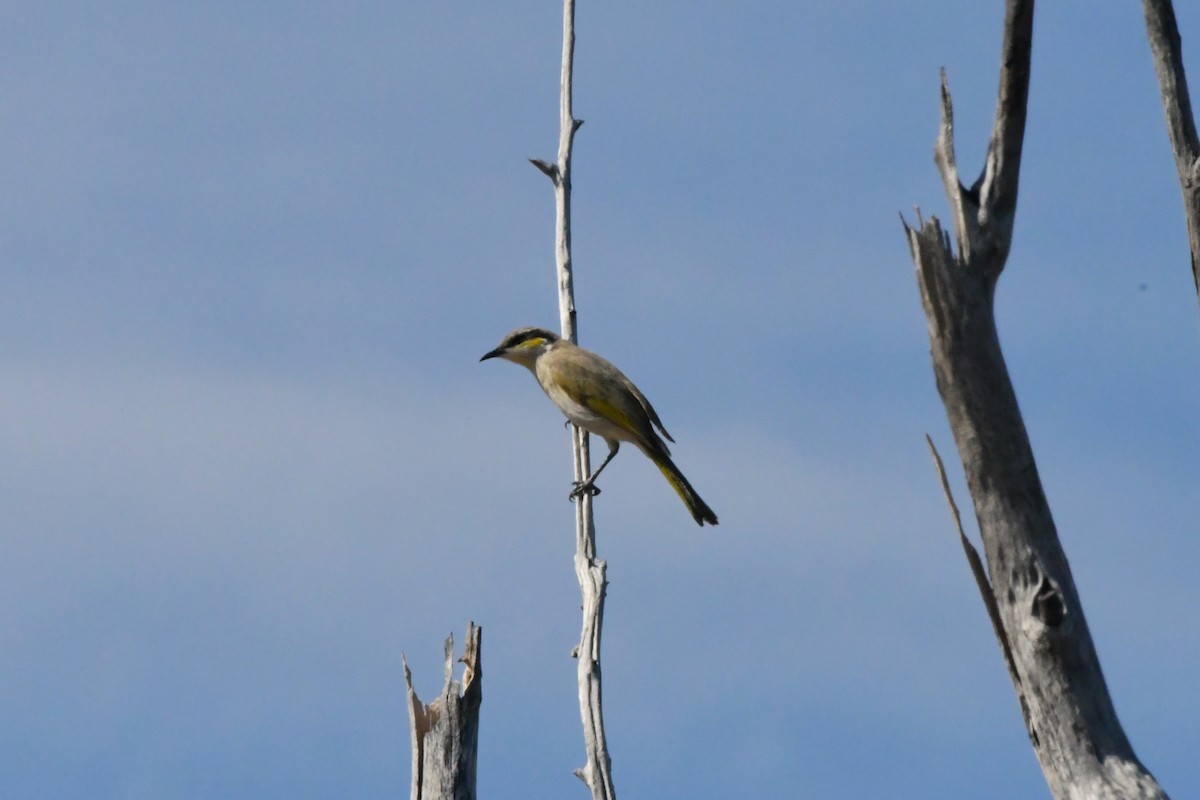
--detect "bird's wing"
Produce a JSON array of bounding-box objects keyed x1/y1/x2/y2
[
  {"x1": 620, "y1": 375, "x2": 675, "y2": 443},
  {"x1": 542, "y1": 345, "x2": 676, "y2": 455},
  {"x1": 543, "y1": 348, "x2": 671, "y2": 455},
  {"x1": 580, "y1": 384, "x2": 672, "y2": 459}
]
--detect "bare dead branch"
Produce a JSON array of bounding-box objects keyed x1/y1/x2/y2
[
  {"x1": 905, "y1": 1, "x2": 1168, "y2": 796},
  {"x1": 933, "y1": 0, "x2": 1032, "y2": 275},
  {"x1": 532, "y1": 0, "x2": 617, "y2": 797},
  {"x1": 1144, "y1": 1, "x2": 1200, "y2": 172},
  {"x1": 977, "y1": 0, "x2": 1033, "y2": 218},
  {"x1": 1143, "y1": 0, "x2": 1200, "y2": 301}
]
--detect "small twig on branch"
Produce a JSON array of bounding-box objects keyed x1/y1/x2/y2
[
  {"x1": 933, "y1": 72, "x2": 972, "y2": 263},
  {"x1": 924, "y1": 435, "x2": 1022, "y2": 692},
  {"x1": 530, "y1": 158, "x2": 559, "y2": 180}
]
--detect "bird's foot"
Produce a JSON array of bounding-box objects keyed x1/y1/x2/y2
[{"x1": 569, "y1": 480, "x2": 601, "y2": 501}]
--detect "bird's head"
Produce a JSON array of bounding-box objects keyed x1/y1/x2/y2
[{"x1": 480, "y1": 326, "x2": 561, "y2": 370}]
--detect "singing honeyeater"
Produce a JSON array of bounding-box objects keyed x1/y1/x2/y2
[{"x1": 480, "y1": 326, "x2": 718, "y2": 526}]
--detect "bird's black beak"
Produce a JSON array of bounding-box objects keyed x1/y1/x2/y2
[{"x1": 479, "y1": 348, "x2": 504, "y2": 362}]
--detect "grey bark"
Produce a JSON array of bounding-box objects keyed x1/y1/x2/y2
[
  {"x1": 1143, "y1": 0, "x2": 1200, "y2": 306},
  {"x1": 404, "y1": 624, "x2": 482, "y2": 800},
  {"x1": 903, "y1": 1, "x2": 1168, "y2": 797},
  {"x1": 530, "y1": 1, "x2": 616, "y2": 797}
]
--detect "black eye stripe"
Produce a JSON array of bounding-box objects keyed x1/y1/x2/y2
[{"x1": 506, "y1": 327, "x2": 559, "y2": 348}]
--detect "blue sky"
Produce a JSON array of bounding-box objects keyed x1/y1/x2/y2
[{"x1": 1, "y1": 2, "x2": 1197, "y2": 797}]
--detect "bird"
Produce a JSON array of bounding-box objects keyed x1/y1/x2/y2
[{"x1": 480, "y1": 326, "x2": 718, "y2": 526}]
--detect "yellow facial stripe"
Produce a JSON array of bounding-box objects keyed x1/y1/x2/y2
[{"x1": 516, "y1": 337, "x2": 545, "y2": 349}]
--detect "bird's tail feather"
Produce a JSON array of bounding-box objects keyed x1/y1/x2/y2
[{"x1": 654, "y1": 455, "x2": 718, "y2": 526}]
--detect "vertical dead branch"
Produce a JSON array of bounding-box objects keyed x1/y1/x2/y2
[
  {"x1": 530, "y1": 1, "x2": 616, "y2": 798},
  {"x1": 904, "y1": 1, "x2": 1168, "y2": 797},
  {"x1": 1143, "y1": 0, "x2": 1200, "y2": 305},
  {"x1": 404, "y1": 623, "x2": 483, "y2": 800}
]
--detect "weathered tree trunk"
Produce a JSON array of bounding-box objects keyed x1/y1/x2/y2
[
  {"x1": 903, "y1": 2, "x2": 1168, "y2": 797},
  {"x1": 1143, "y1": 0, "x2": 1200, "y2": 307},
  {"x1": 529, "y1": 1, "x2": 616, "y2": 798},
  {"x1": 404, "y1": 624, "x2": 482, "y2": 800}
]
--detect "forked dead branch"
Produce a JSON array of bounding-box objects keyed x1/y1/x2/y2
[{"x1": 903, "y1": 1, "x2": 1168, "y2": 797}]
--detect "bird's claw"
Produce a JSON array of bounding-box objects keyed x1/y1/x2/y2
[{"x1": 569, "y1": 480, "x2": 601, "y2": 501}]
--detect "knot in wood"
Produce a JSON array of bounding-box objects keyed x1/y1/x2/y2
[{"x1": 1031, "y1": 571, "x2": 1065, "y2": 629}]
